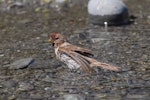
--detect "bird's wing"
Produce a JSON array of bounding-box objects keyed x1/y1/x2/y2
[
  {"x1": 69, "y1": 51, "x2": 92, "y2": 73},
  {"x1": 59, "y1": 46, "x2": 92, "y2": 73},
  {"x1": 60, "y1": 42, "x2": 94, "y2": 57},
  {"x1": 58, "y1": 42, "x2": 120, "y2": 72}
]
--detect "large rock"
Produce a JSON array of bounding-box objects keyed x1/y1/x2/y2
[
  {"x1": 9, "y1": 57, "x2": 34, "y2": 69},
  {"x1": 88, "y1": 0, "x2": 129, "y2": 25}
]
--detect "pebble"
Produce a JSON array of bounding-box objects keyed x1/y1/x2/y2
[
  {"x1": 17, "y1": 19, "x2": 32, "y2": 24},
  {"x1": 8, "y1": 95, "x2": 16, "y2": 100},
  {"x1": 0, "y1": 84, "x2": 3, "y2": 88},
  {"x1": 55, "y1": 0, "x2": 66, "y2": 3},
  {"x1": 50, "y1": 0, "x2": 68, "y2": 11},
  {"x1": 44, "y1": 87, "x2": 52, "y2": 91},
  {"x1": 9, "y1": 58, "x2": 34, "y2": 69},
  {"x1": 64, "y1": 94, "x2": 85, "y2": 100},
  {"x1": 126, "y1": 94, "x2": 149, "y2": 99},
  {"x1": 0, "y1": 54, "x2": 4, "y2": 57},
  {"x1": 7, "y1": 2, "x2": 24, "y2": 10},
  {"x1": 18, "y1": 82, "x2": 34, "y2": 91},
  {"x1": 3, "y1": 80, "x2": 16, "y2": 88},
  {"x1": 30, "y1": 93, "x2": 43, "y2": 99}
]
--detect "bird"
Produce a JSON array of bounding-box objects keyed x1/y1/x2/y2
[{"x1": 49, "y1": 32, "x2": 120, "y2": 73}]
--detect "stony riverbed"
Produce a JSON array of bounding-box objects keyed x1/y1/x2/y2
[{"x1": 0, "y1": 0, "x2": 150, "y2": 99}]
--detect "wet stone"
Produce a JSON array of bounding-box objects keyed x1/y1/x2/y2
[
  {"x1": 8, "y1": 95, "x2": 16, "y2": 100},
  {"x1": 0, "y1": 84, "x2": 3, "y2": 88},
  {"x1": 9, "y1": 58, "x2": 34, "y2": 69},
  {"x1": 30, "y1": 93, "x2": 43, "y2": 100},
  {"x1": 64, "y1": 94, "x2": 85, "y2": 100},
  {"x1": 42, "y1": 75, "x2": 54, "y2": 83},
  {"x1": 44, "y1": 87, "x2": 52, "y2": 91},
  {"x1": 18, "y1": 82, "x2": 34, "y2": 91},
  {"x1": 126, "y1": 94, "x2": 149, "y2": 99},
  {"x1": 3, "y1": 80, "x2": 16, "y2": 88}
]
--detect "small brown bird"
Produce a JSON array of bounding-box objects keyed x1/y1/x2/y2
[{"x1": 49, "y1": 32, "x2": 120, "y2": 73}]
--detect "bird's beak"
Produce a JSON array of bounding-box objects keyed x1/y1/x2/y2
[
  {"x1": 48, "y1": 38, "x2": 55, "y2": 46},
  {"x1": 48, "y1": 38, "x2": 53, "y2": 43}
]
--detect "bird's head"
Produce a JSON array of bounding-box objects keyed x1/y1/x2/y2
[{"x1": 49, "y1": 32, "x2": 66, "y2": 47}]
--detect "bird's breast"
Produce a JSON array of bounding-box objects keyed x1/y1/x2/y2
[{"x1": 59, "y1": 53, "x2": 80, "y2": 70}]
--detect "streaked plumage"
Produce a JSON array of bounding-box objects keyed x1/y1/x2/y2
[{"x1": 49, "y1": 32, "x2": 120, "y2": 73}]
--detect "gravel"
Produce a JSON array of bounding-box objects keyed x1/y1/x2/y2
[{"x1": 0, "y1": 0, "x2": 149, "y2": 99}]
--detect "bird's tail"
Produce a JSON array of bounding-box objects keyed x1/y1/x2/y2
[
  {"x1": 92, "y1": 61, "x2": 120, "y2": 71},
  {"x1": 86, "y1": 57, "x2": 120, "y2": 71}
]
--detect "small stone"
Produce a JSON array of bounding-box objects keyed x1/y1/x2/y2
[
  {"x1": 36, "y1": 37, "x2": 40, "y2": 39},
  {"x1": 8, "y1": 95, "x2": 16, "y2": 100},
  {"x1": 0, "y1": 84, "x2": 3, "y2": 88},
  {"x1": 55, "y1": 0, "x2": 67, "y2": 3},
  {"x1": 7, "y1": 2, "x2": 24, "y2": 10},
  {"x1": 50, "y1": 0, "x2": 68, "y2": 11},
  {"x1": 9, "y1": 58, "x2": 34, "y2": 69},
  {"x1": 30, "y1": 93, "x2": 43, "y2": 99},
  {"x1": 3, "y1": 80, "x2": 16, "y2": 88},
  {"x1": 68, "y1": 88, "x2": 78, "y2": 94},
  {"x1": 18, "y1": 19, "x2": 32, "y2": 24},
  {"x1": 127, "y1": 94, "x2": 149, "y2": 99},
  {"x1": 0, "y1": 54, "x2": 4, "y2": 57},
  {"x1": 64, "y1": 94, "x2": 85, "y2": 100},
  {"x1": 18, "y1": 82, "x2": 34, "y2": 91},
  {"x1": 44, "y1": 87, "x2": 52, "y2": 91}
]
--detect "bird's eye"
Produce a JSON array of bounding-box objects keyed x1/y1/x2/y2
[{"x1": 55, "y1": 38, "x2": 59, "y2": 39}]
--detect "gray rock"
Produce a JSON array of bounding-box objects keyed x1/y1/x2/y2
[
  {"x1": 3, "y1": 80, "x2": 16, "y2": 88},
  {"x1": 7, "y1": 2, "x2": 24, "y2": 10},
  {"x1": 88, "y1": 0, "x2": 129, "y2": 25},
  {"x1": 28, "y1": 59, "x2": 51, "y2": 69},
  {"x1": 64, "y1": 94, "x2": 85, "y2": 100},
  {"x1": 55, "y1": 0, "x2": 66, "y2": 3},
  {"x1": 9, "y1": 58, "x2": 34, "y2": 69}
]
